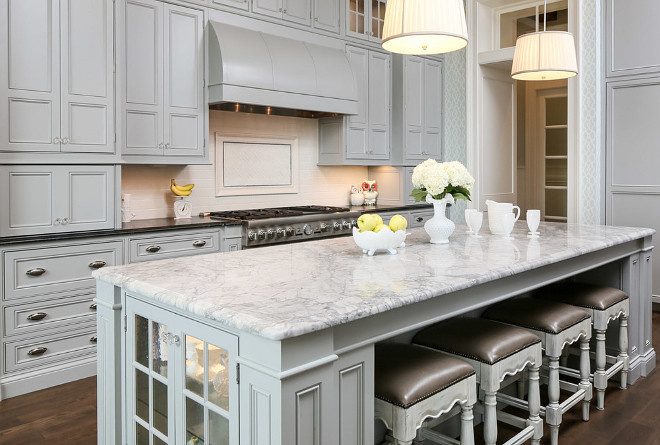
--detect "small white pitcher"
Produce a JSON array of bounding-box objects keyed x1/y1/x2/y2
[{"x1": 486, "y1": 200, "x2": 521, "y2": 235}]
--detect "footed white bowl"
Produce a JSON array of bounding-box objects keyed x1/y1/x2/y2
[{"x1": 352, "y1": 227, "x2": 409, "y2": 256}]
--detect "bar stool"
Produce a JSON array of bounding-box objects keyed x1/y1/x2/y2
[
  {"x1": 482, "y1": 298, "x2": 593, "y2": 445},
  {"x1": 412, "y1": 318, "x2": 543, "y2": 445},
  {"x1": 534, "y1": 282, "x2": 629, "y2": 410},
  {"x1": 374, "y1": 343, "x2": 477, "y2": 445}
]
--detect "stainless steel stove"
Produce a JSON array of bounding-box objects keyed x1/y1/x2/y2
[{"x1": 207, "y1": 205, "x2": 362, "y2": 248}]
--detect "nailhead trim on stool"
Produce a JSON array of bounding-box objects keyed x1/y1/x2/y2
[
  {"x1": 535, "y1": 282, "x2": 630, "y2": 410},
  {"x1": 374, "y1": 343, "x2": 477, "y2": 445},
  {"x1": 482, "y1": 298, "x2": 593, "y2": 445},
  {"x1": 413, "y1": 318, "x2": 544, "y2": 445}
]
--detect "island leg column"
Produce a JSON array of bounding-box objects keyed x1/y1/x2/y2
[{"x1": 95, "y1": 281, "x2": 124, "y2": 445}]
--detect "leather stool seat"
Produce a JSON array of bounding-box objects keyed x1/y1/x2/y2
[
  {"x1": 535, "y1": 282, "x2": 628, "y2": 310},
  {"x1": 374, "y1": 343, "x2": 477, "y2": 445},
  {"x1": 412, "y1": 317, "x2": 541, "y2": 364},
  {"x1": 375, "y1": 343, "x2": 475, "y2": 408},
  {"x1": 481, "y1": 298, "x2": 590, "y2": 334},
  {"x1": 413, "y1": 318, "x2": 544, "y2": 445},
  {"x1": 534, "y1": 282, "x2": 630, "y2": 411}
]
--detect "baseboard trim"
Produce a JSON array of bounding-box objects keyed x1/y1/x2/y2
[
  {"x1": 0, "y1": 356, "x2": 97, "y2": 401},
  {"x1": 628, "y1": 348, "x2": 656, "y2": 385}
]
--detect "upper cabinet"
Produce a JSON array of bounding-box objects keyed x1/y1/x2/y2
[
  {"x1": 0, "y1": 0, "x2": 115, "y2": 160},
  {"x1": 313, "y1": 0, "x2": 340, "y2": 34},
  {"x1": 252, "y1": 0, "x2": 311, "y2": 26},
  {"x1": 391, "y1": 56, "x2": 443, "y2": 165},
  {"x1": 212, "y1": 0, "x2": 250, "y2": 11},
  {"x1": 318, "y1": 46, "x2": 391, "y2": 165},
  {"x1": 346, "y1": 0, "x2": 386, "y2": 42},
  {"x1": 119, "y1": 0, "x2": 207, "y2": 164}
]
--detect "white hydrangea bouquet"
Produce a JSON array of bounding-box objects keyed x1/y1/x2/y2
[
  {"x1": 410, "y1": 159, "x2": 474, "y2": 203},
  {"x1": 410, "y1": 159, "x2": 475, "y2": 244}
]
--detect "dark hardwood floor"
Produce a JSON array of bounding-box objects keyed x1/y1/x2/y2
[{"x1": 1, "y1": 313, "x2": 659, "y2": 445}]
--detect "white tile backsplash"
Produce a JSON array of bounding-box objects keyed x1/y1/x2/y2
[{"x1": 122, "y1": 110, "x2": 368, "y2": 219}]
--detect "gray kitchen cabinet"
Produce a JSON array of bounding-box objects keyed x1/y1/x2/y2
[
  {"x1": 318, "y1": 46, "x2": 391, "y2": 165},
  {"x1": 346, "y1": 0, "x2": 387, "y2": 42},
  {"x1": 125, "y1": 296, "x2": 239, "y2": 445},
  {"x1": 252, "y1": 0, "x2": 311, "y2": 26},
  {"x1": 313, "y1": 0, "x2": 340, "y2": 33},
  {"x1": 0, "y1": 0, "x2": 115, "y2": 160},
  {"x1": 391, "y1": 55, "x2": 443, "y2": 165},
  {"x1": 119, "y1": 0, "x2": 207, "y2": 164},
  {"x1": 0, "y1": 165, "x2": 116, "y2": 237},
  {"x1": 128, "y1": 231, "x2": 221, "y2": 263},
  {"x1": 212, "y1": 0, "x2": 249, "y2": 11}
]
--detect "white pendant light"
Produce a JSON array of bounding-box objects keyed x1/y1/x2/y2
[
  {"x1": 382, "y1": 0, "x2": 469, "y2": 55},
  {"x1": 511, "y1": 1, "x2": 577, "y2": 81}
]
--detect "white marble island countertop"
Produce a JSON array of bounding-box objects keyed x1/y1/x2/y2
[{"x1": 93, "y1": 223, "x2": 654, "y2": 341}]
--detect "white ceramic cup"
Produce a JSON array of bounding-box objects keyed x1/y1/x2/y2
[
  {"x1": 469, "y1": 212, "x2": 483, "y2": 237},
  {"x1": 527, "y1": 209, "x2": 541, "y2": 237},
  {"x1": 465, "y1": 209, "x2": 477, "y2": 234},
  {"x1": 502, "y1": 212, "x2": 516, "y2": 239}
]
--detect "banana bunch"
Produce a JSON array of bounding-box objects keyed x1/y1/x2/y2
[{"x1": 170, "y1": 179, "x2": 194, "y2": 196}]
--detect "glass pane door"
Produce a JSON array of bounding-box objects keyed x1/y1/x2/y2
[
  {"x1": 370, "y1": 0, "x2": 386, "y2": 40},
  {"x1": 348, "y1": 0, "x2": 366, "y2": 36}
]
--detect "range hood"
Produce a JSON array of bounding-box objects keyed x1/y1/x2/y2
[{"x1": 208, "y1": 22, "x2": 358, "y2": 118}]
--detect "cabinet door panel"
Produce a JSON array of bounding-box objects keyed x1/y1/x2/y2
[
  {"x1": 346, "y1": 127, "x2": 368, "y2": 159},
  {"x1": 253, "y1": 0, "x2": 282, "y2": 19},
  {"x1": 66, "y1": 166, "x2": 114, "y2": 230},
  {"x1": 404, "y1": 57, "x2": 424, "y2": 160},
  {"x1": 60, "y1": 0, "x2": 114, "y2": 153},
  {"x1": 369, "y1": 128, "x2": 389, "y2": 159},
  {"x1": 368, "y1": 51, "x2": 390, "y2": 159},
  {"x1": 0, "y1": 167, "x2": 57, "y2": 237},
  {"x1": 424, "y1": 60, "x2": 443, "y2": 133},
  {"x1": 346, "y1": 0, "x2": 368, "y2": 39},
  {"x1": 163, "y1": 3, "x2": 204, "y2": 157},
  {"x1": 283, "y1": 0, "x2": 311, "y2": 25},
  {"x1": 212, "y1": 0, "x2": 249, "y2": 11},
  {"x1": 423, "y1": 131, "x2": 442, "y2": 160},
  {"x1": 1, "y1": 0, "x2": 60, "y2": 152},
  {"x1": 123, "y1": 0, "x2": 163, "y2": 156},
  {"x1": 346, "y1": 46, "x2": 369, "y2": 128},
  {"x1": 313, "y1": 0, "x2": 339, "y2": 33}
]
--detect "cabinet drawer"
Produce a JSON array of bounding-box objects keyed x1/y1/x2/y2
[
  {"x1": 3, "y1": 241, "x2": 123, "y2": 301},
  {"x1": 129, "y1": 232, "x2": 220, "y2": 263},
  {"x1": 4, "y1": 328, "x2": 96, "y2": 373},
  {"x1": 3, "y1": 292, "x2": 96, "y2": 337},
  {"x1": 409, "y1": 210, "x2": 434, "y2": 228}
]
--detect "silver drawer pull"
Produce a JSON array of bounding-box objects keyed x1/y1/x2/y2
[
  {"x1": 27, "y1": 312, "x2": 47, "y2": 321},
  {"x1": 89, "y1": 303, "x2": 97, "y2": 311},
  {"x1": 26, "y1": 268, "x2": 46, "y2": 277},
  {"x1": 146, "y1": 245, "x2": 161, "y2": 253},
  {"x1": 27, "y1": 347, "x2": 48, "y2": 356},
  {"x1": 90, "y1": 336, "x2": 98, "y2": 343},
  {"x1": 192, "y1": 240, "x2": 206, "y2": 248},
  {"x1": 416, "y1": 217, "x2": 424, "y2": 222},
  {"x1": 88, "y1": 260, "x2": 107, "y2": 269}
]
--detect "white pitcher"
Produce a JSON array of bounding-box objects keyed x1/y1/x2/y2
[{"x1": 486, "y1": 200, "x2": 521, "y2": 235}]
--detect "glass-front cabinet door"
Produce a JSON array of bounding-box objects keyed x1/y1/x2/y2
[
  {"x1": 126, "y1": 297, "x2": 239, "y2": 445},
  {"x1": 347, "y1": 0, "x2": 386, "y2": 42}
]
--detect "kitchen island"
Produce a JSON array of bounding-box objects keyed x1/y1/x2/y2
[{"x1": 94, "y1": 222, "x2": 655, "y2": 445}]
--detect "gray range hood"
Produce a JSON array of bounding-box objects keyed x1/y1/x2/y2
[{"x1": 208, "y1": 22, "x2": 358, "y2": 118}]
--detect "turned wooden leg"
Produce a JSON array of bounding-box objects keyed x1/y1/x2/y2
[
  {"x1": 527, "y1": 365, "x2": 543, "y2": 445},
  {"x1": 619, "y1": 314, "x2": 629, "y2": 390},
  {"x1": 517, "y1": 371, "x2": 526, "y2": 399},
  {"x1": 483, "y1": 390, "x2": 498, "y2": 445},
  {"x1": 579, "y1": 336, "x2": 592, "y2": 421},
  {"x1": 594, "y1": 329, "x2": 607, "y2": 410},
  {"x1": 460, "y1": 402, "x2": 475, "y2": 445},
  {"x1": 546, "y1": 356, "x2": 561, "y2": 445}
]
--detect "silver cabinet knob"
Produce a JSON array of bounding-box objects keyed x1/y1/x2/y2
[
  {"x1": 146, "y1": 245, "x2": 161, "y2": 253},
  {"x1": 90, "y1": 336, "x2": 98, "y2": 343},
  {"x1": 27, "y1": 347, "x2": 48, "y2": 356},
  {"x1": 89, "y1": 303, "x2": 97, "y2": 311},
  {"x1": 282, "y1": 8, "x2": 287, "y2": 13},
  {"x1": 314, "y1": 17, "x2": 318, "y2": 21},
  {"x1": 278, "y1": 7, "x2": 282, "y2": 11},
  {"x1": 27, "y1": 312, "x2": 47, "y2": 321},
  {"x1": 61, "y1": 217, "x2": 69, "y2": 225},
  {"x1": 62, "y1": 137, "x2": 69, "y2": 144},
  {"x1": 416, "y1": 217, "x2": 424, "y2": 222},
  {"x1": 53, "y1": 137, "x2": 61, "y2": 144},
  {"x1": 26, "y1": 268, "x2": 46, "y2": 277},
  {"x1": 158, "y1": 142, "x2": 165, "y2": 149},
  {"x1": 165, "y1": 143, "x2": 171, "y2": 149},
  {"x1": 88, "y1": 260, "x2": 107, "y2": 269},
  {"x1": 54, "y1": 218, "x2": 61, "y2": 225},
  {"x1": 192, "y1": 240, "x2": 207, "y2": 248}
]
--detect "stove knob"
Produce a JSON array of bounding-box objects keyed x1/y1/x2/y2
[
  {"x1": 320, "y1": 223, "x2": 331, "y2": 232},
  {"x1": 303, "y1": 224, "x2": 313, "y2": 235},
  {"x1": 247, "y1": 231, "x2": 257, "y2": 241},
  {"x1": 266, "y1": 229, "x2": 275, "y2": 239},
  {"x1": 257, "y1": 230, "x2": 267, "y2": 240},
  {"x1": 286, "y1": 227, "x2": 295, "y2": 236},
  {"x1": 334, "y1": 222, "x2": 342, "y2": 231},
  {"x1": 342, "y1": 221, "x2": 352, "y2": 229},
  {"x1": 276, "y1": 228, "x2": 286, "y2": 238},
  {"x1": 351, "y1": 219, "x2": 358, "y2": 228}
]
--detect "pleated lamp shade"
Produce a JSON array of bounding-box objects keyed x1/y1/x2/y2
[
  {"x1": 511, "y1": 31, "x2": 578, "y2": 81},
  {"x1": 382, "y1": 0, "x2": 469, "y2": 55}
]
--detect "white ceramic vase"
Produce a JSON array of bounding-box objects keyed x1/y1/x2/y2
[{"x1": 425, "y1": 194, "x2": 455, "y2": 244}]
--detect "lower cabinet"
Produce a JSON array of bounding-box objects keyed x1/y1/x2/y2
[{"x1": 126, "y1": 296, "x2": 239, "y2": 445}]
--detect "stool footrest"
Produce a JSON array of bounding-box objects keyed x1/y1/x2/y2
[
  {"x1": 419, "y1": 427, "x2": 460, "y2": 445},
  {"x1": 496, "y1": 393, "x2": 529, "y2": 412},
  {"x1": 559, "y1": 388, "x2": 586, "y2": 415},
  {"x1": 605, "y1": 360, "x2": 625, "y2": 379},
  {"x1": 501, "y1": 423, "x2": 535, "y2": 445},
  {"x1": 497, "y1": 410, "x2": 528, "y2": 429}
]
